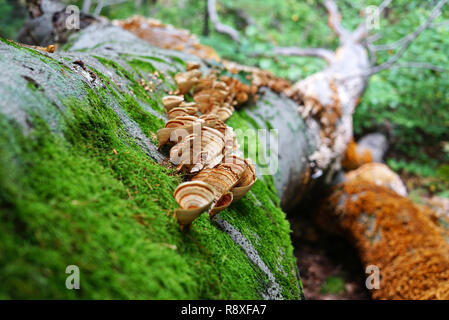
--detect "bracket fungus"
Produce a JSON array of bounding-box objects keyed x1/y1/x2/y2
[
  {"x1": 173, "y1": 181, "x2": 215, "y2": 228},
  {"x1": 162, "y1": 95, "x2": 185, "y2": 111},
  {"x1": 156, "y1": 63, "x2": 260, "y2": 229},
  {"x1": 169, "y1": 126, "x2": 226, "y2": 174}
]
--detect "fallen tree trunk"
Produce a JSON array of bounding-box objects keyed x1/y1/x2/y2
[
  {"x1": 318, "y1": 163, "x2": 449, "y2": 299},
  {"x1": 0, "y1": 21, "x2": 320, "y2": 299}
]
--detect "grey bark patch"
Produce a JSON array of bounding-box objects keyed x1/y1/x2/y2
[
  {"x1": 245, "y1": 88, "x2": 320, "y2": 209},
  {"x1": 357, "y1": 132, "x2": 388, "y2": 163}
]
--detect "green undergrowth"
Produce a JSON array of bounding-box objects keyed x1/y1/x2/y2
[
  {"x1": 0, "y1": 40, "x2": 301, "y2": 299},
  {"x1": 320, "y1": 276, "x2": 345, "y2": 295}
]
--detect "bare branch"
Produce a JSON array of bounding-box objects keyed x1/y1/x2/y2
[
  {"x1": 82, "y1": 0, "x2": 92, "y2": 13},
  {"x1": 94, "y1": 0, "x2": 104, "y2": 16},
  {"x1": 352, "y1": 0, "x2": 393, "y2": 42},
  {"x1": 207, "y1": 0, "x2": 240, "y2": 43},
  {"x1": 370, "y1": 61, "x2": 447, "y2": 74},
  {"x1": 335, "y1": 60, "x2": 446, "y2": 84},
  {"x1": 375, "y1": 0, "x2": 393, "y2": 18},
  {"x1": 370, "y1": 0, "x2": 448, "y2": 72},
  {"x1": 389, "y1": 62, "x2": 448, "y2": 72},
  {"x1": 366, "y1": 32, "x2": 383, "y2": 44},
  {"x1": 430, "y1": 20, "x2": 449, "y2": 28},
  {"x1": 272, "y1": 46, "x2": 337, "y2": 64},
  {"x1": 366, "y1": 43, "x2": 378, "y2": 65},
  {"x1": 373, "y1": 0, "x2": 447, "y2": 51},
  {"x1": 323, "y1": 0, "x2": 351, "y2": 41}
]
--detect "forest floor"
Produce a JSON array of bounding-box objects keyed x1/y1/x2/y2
[{"x1": 289, "y1": 217, "x2": 370, "y2": 300}]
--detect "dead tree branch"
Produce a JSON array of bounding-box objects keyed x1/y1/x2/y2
[
  {"x1": 207, "y1": 0, "x2": 240, "y2": 43},
  {"x1": 82, "y1": 0, "x2": 92, "y2": 13},
  {"x1": 430, "y1": 20, "x2": 449, "y2": 28},
  {"x1": 324, "y1": 0, "x2": 351, "y2": 41},
  {"x1": 93, "y1": 0, "x2": 128, "y2": 16},
  {"x1": 372, "y1": 61, "x2": 448, "y2": 73},
  {"x1": 272, "y1": 46, "x2": 337, "y2": 64}
]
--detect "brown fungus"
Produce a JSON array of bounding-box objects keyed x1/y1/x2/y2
[{"x1": 157, "y1": 65, "x2": 260, "y2": 229}]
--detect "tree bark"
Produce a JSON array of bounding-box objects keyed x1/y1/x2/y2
[{"x1": 202, "y1": 0, "x2": 209, "y2": 36}]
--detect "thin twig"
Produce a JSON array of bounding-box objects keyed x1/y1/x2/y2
[
  {"x1": 271, "y1": 46, "x2": 337, "y2": 64},
  {"x1": 430, "y1": 20, "x2": 449, "y2": 28},
  {"x1": 373, "y1": 61, "x2": 448, "y2": 73},
  {"x1": 372, "y1": 0, "x2": 447, "y2": 51}
]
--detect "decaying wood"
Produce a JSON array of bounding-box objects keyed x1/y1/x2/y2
[
  {"x1": 318, "y1": 163, "x2": 449, "y2": 299},
  {"x1": 116, "y1": 16, "x2": 221, "y2": 61},
  {"x1": 18, "y1": 0, "x2": 447, "y2": 192},
  {"x1": 1, "y1": 24, "x2": 301, "y2": 299}
]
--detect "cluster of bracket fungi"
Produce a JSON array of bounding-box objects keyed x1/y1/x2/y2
[{"x1": 158, "y1": 62, "x2": 258, "y2": 229}]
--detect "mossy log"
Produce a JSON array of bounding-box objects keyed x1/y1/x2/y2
[
  {"x1": 318, "y1": 164, "x2": 449, "y2": 299},
  {"x1": 0, "y1": 22, "x2": 333, "y2": 299}
]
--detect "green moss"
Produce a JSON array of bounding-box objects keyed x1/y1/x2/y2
[
  {"x1": 236, "y1": 110, "x2": 262, "y2": 130},
  {"x1": 129, "y1": 58, "x2": 156, "y2": 74},
  {"x1": 93, "y1": 55, "x2": 167, "y2": 116},
  {"x1": 168, "y1": 55, "x2": 187, "y2": 68},
  {"x1": 228, "y1": 113, "x2": 276, "y2": 191},
  {"x1": 220, "y1": 180, "x2": 300, "y2": 298},
  {"x1": 0, "y1": 38, "x2": 72, "y2": 74},
  {"x1": 224, "y1": 112, "x2": 300, "y2": 297}
]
